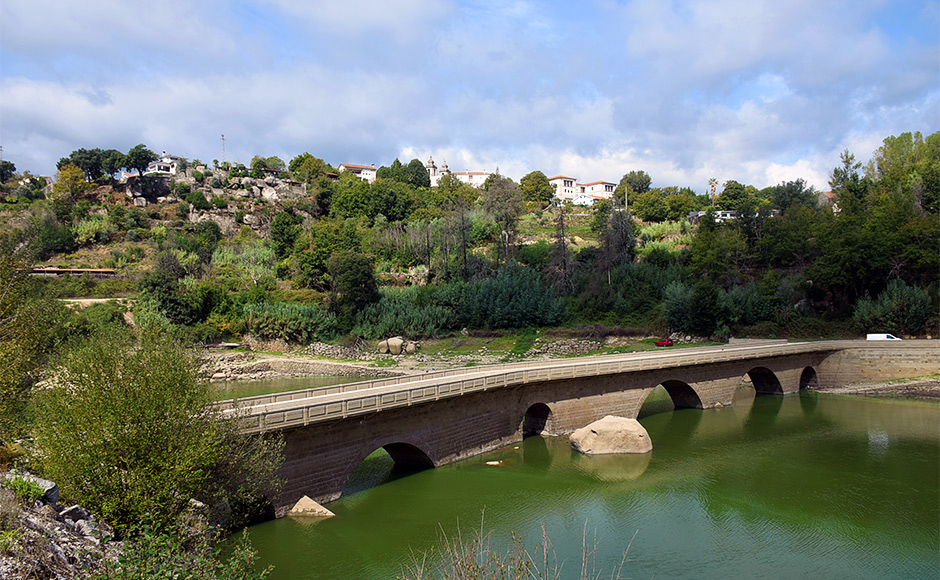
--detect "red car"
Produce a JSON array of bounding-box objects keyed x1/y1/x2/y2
[{"x1": 655, "y1": 339, "x2": 673, "y2": 347}]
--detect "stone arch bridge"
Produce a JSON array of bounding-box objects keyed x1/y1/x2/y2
[{"x1": 221, "y1": 340, "x2": 938, "y2": 514}]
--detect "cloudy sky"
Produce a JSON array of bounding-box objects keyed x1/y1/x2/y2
[{"x1": 1, "y1": 0, "x2": 937, "y2": 192}]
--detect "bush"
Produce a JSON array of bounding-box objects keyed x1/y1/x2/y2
[
  {"x1": 352, "y1": 288, "x2": 458, "y2": 339},
  {"x1": 73, "y1": 216, "x2": 111, "y2": 246},
  {"x1": 853, "y1": 279, "x2": 932, "y2": 335},
  {"x1": 90, "y1": 521, "x2": 271, "y2": 580},
  {"x1": 461, "y1": 263, "x2": 559, "y2": 329},
  {"x1": 243, "y1": 302, "x2": 337, "y2": 344},
  {"x1": 2, "y1": 474, "x2": 44, "y2": 505},
  {"x1": 662, "y1": 281, "x2": 692, "y2": 332},
  {"x1": 31, "y1": 332, "x2": 283, "y2": 536}
]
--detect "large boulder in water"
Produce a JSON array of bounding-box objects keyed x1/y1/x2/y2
[{"x1": 569, "y1": 416, "x2": 652, "y2": 455}]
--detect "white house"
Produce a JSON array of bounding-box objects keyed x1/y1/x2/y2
[
  {"x1": 339, "y1": 163, "x2": 377, "y2": 184},
  {"x1": 425, "y1": 156, "x2": 492, "y2": 187},
  {"x1": 145, "y1": 152, "x2": 181, "y2": 175},
  {"x1": 548, "y1": 175, "x2": 579, "y2": 201},
  {"x1": 550, "y1": 175, "x2": 617, "y2": 203},
  {"x1": 580, "y1": 180, "x2": 616, "y2": 196},
  {"x1": 571, "y1": 194, "x2": 608, "y2": 206}
]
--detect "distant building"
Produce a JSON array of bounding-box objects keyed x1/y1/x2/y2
[
  {"x1": 549, "y1": 175, "x2": 616, "y2": 203},
  {"x1": 571, "y1": 194, "x2": 606, "y2": 206},
  {"x1": 339, "y1": 163, "x2": 377, "y2": 184},
  {"x1": 548, "y1": 175, "x2": 579, "y2": 201},
  {"x1": 145, "y1": 152, "x2": 181, "y2": 175},
  {"x1": 425, "y1": 156, "x2": 492, "y2": 187},
  {"x1": 580, "y1": 180, "x2": 616, "y2": 196}
]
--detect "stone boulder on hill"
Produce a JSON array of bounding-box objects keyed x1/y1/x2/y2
[{"x1": 569, "y1": 415, "x2": 652, "y2": 455}]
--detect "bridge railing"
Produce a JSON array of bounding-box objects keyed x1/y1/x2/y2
[
  {"x1": 230, "y1": 340, "x2": 868, "y2": 434},
  {"x1": 215, "y1": 340, "x2": 843, "y2": 411}
]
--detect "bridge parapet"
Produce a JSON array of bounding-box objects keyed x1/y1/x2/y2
[{"x1": 232, "y1": 340, "x2": 865, "y2": 434}]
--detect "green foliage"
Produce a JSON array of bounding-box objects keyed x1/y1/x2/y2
[
  {"x1": 719, "y1": 283, "x2": 773, "y2": 328},
  {"x1": 461, "y1": 263, "x2": 559, "y2": 329},
  {"x1": 662, "y1": 281, "x2": 692, "y2": 332},
  {"x1": 90, "y1": 521, "x2": 271, "y2": 580},
  {"x1": 352, "y1": 288, "x2": 458, "y2": 339},
  {"x1": 243, "y1": 302, "x2": 337, "y2": 343},
  {"x1": 73, "y1": 216, "x2": 112, "y2": 246},
  {"x1": 31, "y1": 332, "x2": 283, "y2": 537},
  {"x1": 519, "y1": 171, "x2": 553, "y2": 203},
  {"x1": 327, "y1": 250, "x2": 380, "y2": 328},
  {"x1": 689, "y1": 280, "x2": 720, "y2": 336},
  {"x1": 852, "y1": 280, "x2": 932, "y2": 335},
  {"x1": 125, "y1": 144, "x2": 158, "y2": 177},
  {"x1": 3, "y1": 474, "x2": 44, "y2": 504},
  {"x1": 185, "y1": 190, "x2": 212, "y2": 211},
  {"x1": 0, "y1": 242, "x2": 63, "y2": 441},
  {"x1": 270, "y1": 211, "x2": 302, "y2": 259}
]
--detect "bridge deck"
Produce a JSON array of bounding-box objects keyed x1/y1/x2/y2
[{"x1": 229, "y1": 340, "x2": 874, "y2": 434}]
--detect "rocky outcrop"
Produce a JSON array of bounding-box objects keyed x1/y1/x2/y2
[
  {"x1": 376, "y1": 336, "x2": 419, "y2": 355},
  {"x1": 569, "y1": 416, "x2": 652, "y2": 455},
  {"x1": 0, "y1": 483, "x2": 120, "y2": 580}
]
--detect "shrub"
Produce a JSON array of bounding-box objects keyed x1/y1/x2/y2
[
  {"x1": 90, "y1": 521, "x2": 271, "y2": 580},
  {"x1": 3, "y1": 474, "x2": 44, "y2": 505},
  {"x1": 461, "y1": 263, "x2": 559, "y2": 329},
  {"x1": 243, "y1": 302, "x2": 337, "y2": 344},
  {"x1": 662, "y1": 281, "x2": 692, "y2": 332},
  {"x1": 31, "y1": 332, "x2": 283, "y2": 537},
  {"x1": 352, "y1": 288, "x2": 458, "y2": 339},
  {"x1": 73, "y1": 216, "x2": 111, "y2": 246},
  {"x1": 853, "y1": 280, "x2": 932, "y2": 335},
  {"x1": 185, "y1": 190, "x2": 211, "y2": 211}
]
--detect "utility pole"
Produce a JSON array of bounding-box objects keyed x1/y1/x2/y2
[{"x1": 221, "y1": 134, "x2": 226, "y2": 163}]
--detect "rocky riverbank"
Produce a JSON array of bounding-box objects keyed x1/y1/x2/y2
[{"x1": 808, "y1": 377, "x2": 940, "y2": 399}]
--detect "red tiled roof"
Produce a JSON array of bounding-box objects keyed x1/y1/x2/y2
[
  {"x1": 548, "y1": 175, "x2": 577, "y2": 181},
  {"x1": 340, "y1": 163, "x2": 375, "y2": 170},
  {"x1": 581, "y1": 180, "x2": 615, "y2": 186}
]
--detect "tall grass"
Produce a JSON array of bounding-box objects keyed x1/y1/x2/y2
[{"x1": 401, "y1": 515, "x2": 636, "y2": 580}]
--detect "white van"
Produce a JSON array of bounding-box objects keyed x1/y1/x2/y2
[{"x1": 866, "y1": 334, "x2": 902, "y2": 340}]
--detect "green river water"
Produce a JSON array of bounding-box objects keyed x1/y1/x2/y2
[{"x1": 237, "y1": 387, "x2": 939, "y2": 579}]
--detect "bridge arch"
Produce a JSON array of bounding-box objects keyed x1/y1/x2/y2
[
  {"x1": 747, "y1": 366, "x2": 783, "y2": 395},
  {"x1": 659, "y1": 380, "x2": 704, "y2": 409},
  {"x1": 521, "y1": 403, "x2": 553, "y2": 437},
  {"x1": 799, "y1": 367, "x2": 819, "y2": 390},
  {"x1": 341, "y1": 440, "x2": 435, "y2": 496}
]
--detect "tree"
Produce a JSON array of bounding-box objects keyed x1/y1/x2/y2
[
  {"x1": 762, "y1": 179, "x2": 817, "y2": 212},
  {"x1": 481, "y1": 176, "x2": 524, "y2": 265},
  {"x1": 0, "y1": 160, "x2": 15, "y2": 182},
  {"x1": 631, "y1": 188, "x2": 669, "y2": 222},
  {"x1": 289, "y1": 152, "x2": 327, "y2": 184},
  {"x1": 326, "y1": 250, "x2": 379, "y2": 328},
  {"x1": 101, "y1": 149, "x2": 127, "y2": 178},
  {"x1": 125, "y1": 144, "x2": 158, "y2": 176},
  {"x1": 615, "y1": 170, "x2": 652, "y2": 204},
  {"x1": 31, "y1": 331, "x2": 283, "y2": 537},
  {"x1": 519, "y1": 171, "x2": 553, "y2": 203},
  {"x1": 52, "y1": 163, "x2": 89, "y2": 201},
  {"x1": 404, "y1": 158, "x2": 431, "y2": 188},
  {"x1": 58, "y1": 148, "x2": 106, "y2": 181},
  {"x1": 716, "y1": 180, "x2": 749, "y2": 212},
  {"x1": 269, "y1": 211, "x2": 302, "y2": 260}
]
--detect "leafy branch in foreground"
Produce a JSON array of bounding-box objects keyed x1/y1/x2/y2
[{"x1": 31, "y1": 331, "x2": 283, "y2": 538}]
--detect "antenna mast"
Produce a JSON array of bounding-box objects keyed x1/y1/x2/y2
[{"x1": 221, "y1": 134, "x2": 226, "y2": 163}]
